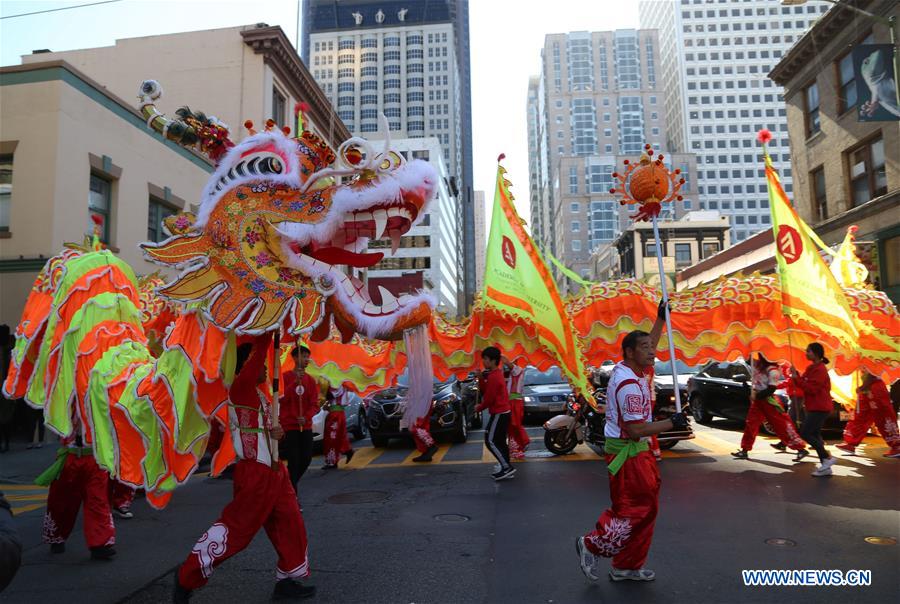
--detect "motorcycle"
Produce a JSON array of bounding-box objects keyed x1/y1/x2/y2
[{"x1": 543, "y1": 389, "x2": 607, "y2": 455}]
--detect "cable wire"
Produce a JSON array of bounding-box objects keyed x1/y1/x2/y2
[{"x1": 1, "y1": 0, "x2": 124, "y2": 20}]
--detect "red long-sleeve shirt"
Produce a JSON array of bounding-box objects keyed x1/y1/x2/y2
[
  {"x1": 858, "y1": 378, "x2": 890, "y2": 412},
  {"x1": 795, "y1": 361, "x2": 832, "y2": 413},
  {"x1": 476, "y1": 368, "x2": 510, "y2": 415},
  {"x1": 230, "y1": 334, "x2": 274, "y2": 465},
  {"x1": 279, "y1": 371, "x2": 320, "y2": 431}
]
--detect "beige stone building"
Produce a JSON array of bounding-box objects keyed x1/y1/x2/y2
[
  {"x1": 769, "y1": 0, "x2": 899, "y2": 303},
  {"x1": 1, "y1": 25, "x2": 351, "y2": 327},
  {"x1": 0, "y1": 60, "x2": 212, "y2": 326}
]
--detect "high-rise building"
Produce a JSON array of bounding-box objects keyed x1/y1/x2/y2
[
  {"x1": 363, "y1": 136, "x2": 460, "y2": 315},
  {"x1": 529, "y1": 30, "x2": 698, "y2": 283},
  {"x1": 639, "y1": 0, "x2": 829, "y2": 243},
  {"x1": 301, "y1": 0, "x2": 475, "y2": 309}
]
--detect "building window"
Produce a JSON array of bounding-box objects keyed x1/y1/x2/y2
[
  {"x1": 361, "y1": 66, "x2": 377, "y2": 77},
  {"x1": 570, "y1": 202, "x2": 580, "y2": 212},
  {"x1": 338, "y1": 39, "x2": 355, "y2": 50},
  {"x1": 572, "y1": 221, "x2": 581, "y2": 232},
  {"x1": 848, "y1": 135, "x2": 887, "y2": 207},
  {"x1": 803, "y1": 82, "x2": 820, "y2": 137},
  {"x1": 0, "y1": 154, "x2": 11, "y2": 232},
  {"x1": 384, "y1": 37, "x2": 400, "y2": 47},
  {"x1": 645, "y1": 242, "x2": 657, "y2": 257},
  {"x1": 702, "y1": 242, "x2": 719, "y2": 259},
  {"x1": 811, "y1": 166, "x2": 827, "y2": 222},
  {"x1": 147, "y1": 198, "x2": 176, "y2": 243},
  {"x1": 569, "y1": 166, "x2": 578, "y2": 193},
  {"x1": 89, "y1": 174, "x2": 111, "y2": 242},
  {"x1": 272, "y1": 87, "x2": 286, "y2": 128},
  {"x1": 337, "y1": 82, "x2": 355, "y2": 93},
  {"x1": 836, "y1": 51, "x2": 858, "y2": 113},
  {"x1": 674, "y1": 243, "x2": 691, "y2": 267},
  {"x1": 383, "y1": 50, "x2": 401, "y2": 61},
  {"x1": 361, "y1": 52, "x2": 378, "y2": 63},
  {"x1": 407, "y1": 49, "x2": 423, "y2": 60},
  {"x1": 572, "y1": 239, "x2": 582, "y2": 252}
]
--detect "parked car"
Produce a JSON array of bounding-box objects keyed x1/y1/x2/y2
[
  {"x1": 651, "y1": 360, "x2": 699, "y2": 449},
  {"x1": 459, "y1": 372, "x2": 482, "y2": 429},
  {"x1": 591, "y1": 361, "x2": 615, "y2": 388},
  {"x1": 310, "y1": 390, "x2": 368, "y2": 444},
  {"x1": 366, "y1": 373, "x2": 475, "y2": 447},
  {"x1": 686, "y1": 360, "x2": 848, "y2": 432},
  {"x1": 522, "y1": 366, "x2": 572, "y2": 419}
]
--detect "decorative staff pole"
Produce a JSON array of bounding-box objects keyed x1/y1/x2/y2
[
  {"x1": 610, "y1": 144, "x2": 686, "y2": 413},
  {"x1": 270, "y1": 331, "x2": 281, "y2": 464}
]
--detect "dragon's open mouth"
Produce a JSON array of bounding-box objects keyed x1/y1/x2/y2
[{"x1": 278, "y1": 200, "x2": 427, "y2": 319}]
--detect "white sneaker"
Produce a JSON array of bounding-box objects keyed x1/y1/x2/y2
[
  {"x1": 821, "y1": 456, "x2": 837, "y2": 470},
  {"x1": 811, "y1": 465, "x2": 833, "y2": 477},
  {"x1": 575, "y1": 537, "x2": 599, "y2": 581},
  {"x1": 609, "y1": 567, "x2": 656, "y2": 581}
]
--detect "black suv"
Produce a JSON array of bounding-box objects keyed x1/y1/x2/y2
[
  {"x1": 686, "y1": 360, "x2": 848, "y2": 431},
  {"x1": 366, "y1": 373, "x2": 476, "y2": 447}
]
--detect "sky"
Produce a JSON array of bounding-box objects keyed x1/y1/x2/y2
[{"x1": 0, "y1": 0, "x2": 641, "y2": 225}]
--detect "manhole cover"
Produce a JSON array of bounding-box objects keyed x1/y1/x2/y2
[
  {"x1": 434, "y1": 514, "x2": 470, "y2": 523},
  {"x1": 864, "y1": 536, "x2": 897, "y2": 545},
  {"x1": 326, "y1": 490, "x2": 389, "y2": 504},
  {"x1": 764, "y1": 538, "x2": 797, "y2": 547}
]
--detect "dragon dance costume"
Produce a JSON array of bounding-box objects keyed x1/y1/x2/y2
[
  {"x1": 740, "y1": 362, "x2": 806, "y2": 453},
  {"x1": 506, "y1": 365, "x2": 530, "y2": 460},
  {"x1": 840, "y1": 376, "x2": 900, "y2": 456}
]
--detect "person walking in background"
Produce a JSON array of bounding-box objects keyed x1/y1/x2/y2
[
  {"x1": 26, "y1": 405, "x2": 44, "y2": 449},
  {"x1": 836, "y1": 369, "x2": 900, "y2": 458},
  {"x1": 732, "y1": 353, "x2": 809, "y2": 461},
  {"x1": 279, "y1": 344, "x2": 319, "y2": 492},
  {"x1": 503, "y1": 357, "x2": 530, "y2": 460},
  {"x1": 791, "y1": 343, "x2": 836, "y2": 477},
  {"x1": 476, "y1": 346, "x2": 514, "y2": 481},
  {"x1": 321, "y1": 387, "x2": 354, "y2": 469}
]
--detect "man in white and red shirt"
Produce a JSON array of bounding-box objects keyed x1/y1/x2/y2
[
  {"x1": 503, "y1": 358, "x2": 530, "y2": 460},
  {"x1": 175, "y1": 335, "x2": 315, "y2": 602},
  {"x1": 576, "y1": 301, "x2": 689, "y2": 583}
]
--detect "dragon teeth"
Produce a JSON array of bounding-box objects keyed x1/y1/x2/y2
[{"x1": 373, "y1": 209, "x2": 388, "y2": 240}]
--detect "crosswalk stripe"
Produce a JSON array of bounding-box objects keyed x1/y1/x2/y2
[
  {"x1": 0, "y1": 484, "x2": 47, "y2": 491},
  {"x1": 12, "y1": 503, "x2": 45, "y2": 515},
  {"x1": 345, "y1": 446, "x2": 383, "y2": 469},
  {"x1": 690, "y1": 430, "x2": 740, "y2": 456},
  {"x1": 5, "y1": 494, "x2": 47, "y2": 502}
]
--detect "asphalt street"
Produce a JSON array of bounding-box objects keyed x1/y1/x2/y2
[{"x1": 1, "y1": 419, "x2": 898, "y2": 604}]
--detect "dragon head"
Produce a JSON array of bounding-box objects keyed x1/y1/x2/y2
[{"x1": 138, "y1": 80, "x2": 437, "y2": 341}]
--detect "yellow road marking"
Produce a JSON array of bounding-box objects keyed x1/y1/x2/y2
[
  {"x1": 0, "y1": 484, "x2": 47, "y2": 491},
  {"x1": 344, "y1": 446, "x2": 384, "y2": 469},
  {"x1": 691, "y1": 430, "x2": 739, "y2": 456},
  {"x1": 5, "y1": 494, "x2": 47, "y2": 502},
  {"x1": 12, "y1": 503, "x2": 45, "y2": 515},
  {"x1": 481, "y1": 445, "x2": 494, "y2": 463}
]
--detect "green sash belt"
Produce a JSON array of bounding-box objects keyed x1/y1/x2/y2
[
  {"x1": 35, "y1": 447, "x2": 93, "y2": 486},
  {"x1": 763, "y1": 395, "x2": 786, "y2": 413},
  {"x1": 327, "y1": 405, "x2": 345, "y2": 412},
  {"x1": 604, "y1": 437, "x2": 650, "y2": 475},
  {"x1": 509, "y1": 393, "x2": 523, "y2": 400}
]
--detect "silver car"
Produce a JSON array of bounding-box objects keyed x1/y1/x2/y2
[{"x1": 310, "y1": 390, "x2": 368, "y2": 443}]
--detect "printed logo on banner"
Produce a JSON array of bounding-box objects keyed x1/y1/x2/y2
[
  {"x1": 501, "y1": 236, "x2": 517, "y2": 269},
  {"x1": 776, "y1": 225, "x2": 803, "y2": 264}
]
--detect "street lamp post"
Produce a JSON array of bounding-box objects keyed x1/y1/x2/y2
[{"x1": 782, "y1": 0, "x2": 900, "y2": 112}]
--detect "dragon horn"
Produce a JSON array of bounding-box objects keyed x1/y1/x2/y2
[{"x1": 138, "y1": 80, "x2": 198, "y2": 146}]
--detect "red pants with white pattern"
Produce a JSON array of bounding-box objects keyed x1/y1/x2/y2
[
  {"x1": 842, "y1": 405, "x2": 900, "y2": 450},
  {"x1": 412, "y1": 416, "x2": 434, "y2": 453},
  {"x1": 323, "y1": 410, "x2": 352, "y2": 466},
  {"x1": 583, "y1": 451, "x2": 660, "y2": 570},
  {"x1": 109, "y1": 480, "x2": 136, "y2": 510},
  {"x1": 43, "y1": 453, "x2": 115, "y2": 548},
  {"x1": 178, "y1": 460, "x2": 309, "y2": 590},
  {"x1": 740, "y1": 400, "x2": 806, "y2": 451},
  {"x1": 508, "y1": 398, "x2": 530, "y2": 459}
]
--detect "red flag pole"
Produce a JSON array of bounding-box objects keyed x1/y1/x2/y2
[{"x1": 650, "y1": 213, "x2": 682, "y2": 413}]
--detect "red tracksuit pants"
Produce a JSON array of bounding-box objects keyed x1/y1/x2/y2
[
  {"x1": 412, "y1": 416, "x2": 435, "y2": 453},
  {"x1": 323, "y1": 411, "x2": 352, "y2": 466},
  {"x1": 508, "y1": 398, "x2": 530, "y2": 458},
  {"x1": 43, "y1": 454, "x2": 115, "y2": 548},
  {"x1": 741, "y1": 400, "x2": 806, "y2": 451},
  {"x1": 842, "y1": 405, "x2": 900, "y2": 449},
  {"x1": 109, "y1": 480, "x2": 136, "y2": 510},
  {"x1": 583, "y1": 451, "x2": 660, "y2": 570},
  {"x1": 178, "y1": 460, "x2": 309, "y2": 590}
]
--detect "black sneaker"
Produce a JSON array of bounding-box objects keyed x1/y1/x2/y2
[
  {"x1": 173, "y1": 575, "x2": 192, "y2": 604},
  {"x1": 273, "y1": 578, "x2": 316, "y2": 600},
  {"x1": 731, "y1": 449, "x2": 749, "y2": 460},
  {"x1": 114, "y1": 506, "x2": 134, "y2": 519},
  {"x1": 493, "y1": 467, "x2": 516, "y2": 481},
  {"x1": 90, "y1": 545, "x2": 116, "y2": 560},
  {"x1": 770, "y1": 442, "x2": 787, "y2": 452},
  {"x1": 413, "y1": 444, "x2": 438, "y2": 462},
  {"x1": 50, "y1": 543, "x2": 65, "y2": 554},
  {"x1": 793, "y1": 449, "x2": 810, "y2": 462}
]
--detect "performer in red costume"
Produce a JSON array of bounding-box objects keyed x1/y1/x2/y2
[
  {"x1": 411, "y1": 402, "x2": 437, "y2": 462},
  {"x1": 38, "y1": 414, "x2": 116, "y2": 560},
  {"x1": 280, "y1": 345, "x2": 320, "y2": 491},
  {"x1": 791, "y1": 343, "x2": 837, "y2": 477},
  {"x1": 476, "y1": 347, "x2": 514, "y2": 481},
  {"x1": 732, "y1": 353, "x2": 809, "y2": 461},
  {"x1": 576, "y1": 301, "x2": 690, "y2": 582},
  {"x1": 322, "y1": 387, "x2": 355, "y2": 469},
  {"x1": 174, "y1": 335, "x2": 314, "y2": 602},
  {"x1": 836, "y1": 370, "x2": 900, "y2": 458},
  {"x1": 503, "y1": 358, "x2": 530, "y2": 460}
]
